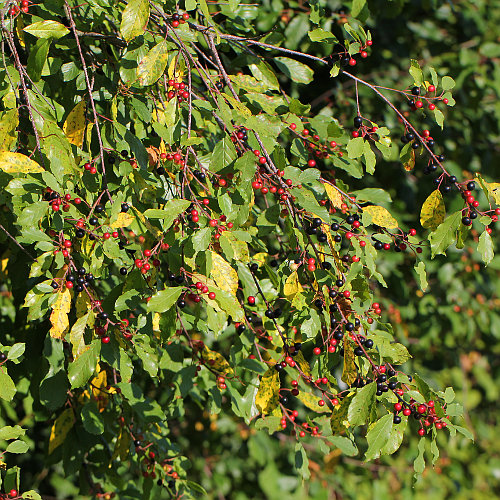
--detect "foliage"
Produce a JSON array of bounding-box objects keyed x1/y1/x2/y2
[{"x1": 0, "y1": 0, "x2": 499, "y2": 498}]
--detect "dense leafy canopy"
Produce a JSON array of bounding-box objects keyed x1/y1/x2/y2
[{"x1": 0, "y1": 0, "x2": 499, "y2": 498}]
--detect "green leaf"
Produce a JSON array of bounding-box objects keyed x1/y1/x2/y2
[
  {"x1": 136, "y1": 41, "x2": 169, "y2": 86},
  {"x1": 363, "y1": 141, "x2": 376, "y2": 174},
  {"x1": 428, "y1": 211, "x2": 461, "y2": 257},
  {"x1": 0, "y1": 369, "x2": 16, "y2": 401},
  {"x1": 27, "y1": 38, "x2": 51, "y2": 82},
  {"x1": 147, "y1": 288, "x2": 183, "y2": 313},
  {"x1": 414, "y1": 261, "x2": 428, "y2": 292},
  {"x1": 348, "y1": 382, "x2": 376, "y2": 426},
  {"x1": 414, "y1": 437, "x2": 426, "y2": 476},
  {"x1": 7, "y1": 343, "x2": 25, "y2": 360},
  {"x1": 5, "y1": 440, "x2": 29, "y2": 454},
  {"x1": 211, "y1": 136, "x2": 237, "y2": 172},
  {"x1": 308, "y1": 28, "x2": 337, "y2": 43},
  {"x1": 0, "y1": 426, "x2": 25, "y2": 440},
  {"x1": 351, "y1": 0, "x2": 367, "y2": 18},
  {"x1": 477, "y1": 231, "x2": 494, "y2": 266},
  {"x1": 81, "y1": 401, "x2": 104, "y2": 435},
  {"x1": 192, "y1": 227, "x2": 212, "y2": 252},
  {"x1": 274, "y1": 57, "x2": 314, "y2": 84},
  {"x1": 144, "y1": 199, "x2": 191, "y2": 230},
  {"x1": 68, "y1": 341, "x2": 100, "y2": 389},
  {"x1": 441, "y1": 76, "x2": 455, "y2": 91},
  {"x1": 24, "y1": 20, "x2": 69, "y2": 39},
  {"x1": 347, "y1": 137, "x2": 365, "y2": 159},
  {"x1": 365, "y1": 413, "x2": 393, "y2": 461},
  {"x1": 409, "y1": 59, "x2": 423, "y2": 86},
  {"x1": 120, "y1": 0, "x2": 150, "y2": 42},
  {"x1": 294, "y1": 442, "x2": 311, "y2": 480}
]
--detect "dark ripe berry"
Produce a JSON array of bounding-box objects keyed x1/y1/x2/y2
[
  {"x1": 346, "y1": 215, "x2": 355, "y2": 224},
  {"x1": 388, "y1": 381, "x2": 397, "y2": 390},
  {"x1": 121, "y1": 149, "x2": 129, "y2": 158},
  {"x1": 317, "y1": 232, "x2": 327, "y2": 242},
  {"x1": 441, "y1": 185, "x2": 451, "y2": 194},
  {"x1": 449, "y1": 176, "x2": 457, "y2": 184},
  {"x1": 77, "y1": 267, "x2": 85, "y2": 275},
  {"x1": 177, "y1": 299, "x2": 186, "y2": 308},
  {"x1": 121, "y1": 203, "x2": 129, "y2": 212},
  {"x1": 411, "y1": 86, "x2": 421, "y2": 96},
  {"x1": 215, "y1": 81, "x2": 223, "y2": 90},
  {"x1": 237, "y1": 324, "x2": 246, "y2": 333},
  {"x1": 345, "y1": 322, "x2": 354, "y2": 332},
  {"x1": 462, "y1": 217, "x2": 472, "y2": 226},
  {"x1": 378, "y1": 374, "x2": 387, "y2": 382},
  {"x1": 157, "y1": 167, "x2": 165, "y2": 175},
  {"x1": 334, "y1": 235, "x2": 342, "y2": 243},
  {"x1": 466, "y1": 181, "x2": 476, "y2": 191},
  {"x1": 133, "y1": 440, "x2": 141, "y2": 447},
  {"x1": 280, "y1": 396, "x2": 288, "y2": 404},
  {"x1": 0, "y1": 352, "x2": 7, "y2": 362},
  {"x1": 354, "y1": 347, "x2": 364, "y2": 356},
  {"x1": 306, "y1": 226, "x2": 317, "y2": 235},
  {"x1": 51, "y1": 281, "x2": 59, "y2": 289},
  {"x1": 89, "y1": 217, "x2": 98, "y2": 226},
  {"x1": 353, "y1": 214, "x2": 360, "y2": 221},
  {"x1": 329, "y1": 289, "x2": 338, "y2": 299},
  {"x1": 374, "y1": 241, "x2": 383, "y2": 250},
  {"x1": 365, "y1": 339, "x2": 374, "y2": 349},
  {"x1": 95, "y1": 204, "x2": 104, "y2": 213},
  {"x1": 249, "y1": 263, "x2": 259, "y2": 272},
  {"x1": 168, "y1": 272, "x2": 176, "y2": 281},
  {"x1": 470, "y1": 211, "x2": 478, "y2": 220},
  {"x1": 429, "y1": 164, "x2": 438, "y2": 172},
  {"x1": 294, "y1": 342, "x2": 302, "y2": 351},
  {"x1": 120, "y1": 267, "x2": 128, "y2": 275},
  {"x1": 353, "y1": 116, "x2": 363, "y2": 128},
  {"x1": 314, "y1": 299, "x2": 323, "y2": 309},
  {"x1": 108, "y1": 156, "x2": 116, "y2": 164},
  {"x1": 273, "y1": 307, "x2": 282, "y2": 318},
  {"x1": 331, "y1": 223, "x2": 340, "y2": 231},
  {"x1": 335, "y1": 279, "x2": 344, "y2": 287},
  {"x1": 376, "y1": 390, "x2": 382, "y2": 396},
  {"x1": 428, "y1": 140, "x2": 435, "y2": 148},
  {"x1": 388, "y1": 369, "x2": 396, "y2": 377},
  {"x1": 265, "y1": 309, "x2": 273, "y2": 318},
  {"x1": 411, "y1": 141, "x2": 420, "y2": 150},
  {"x1": 76, "y1": 277, "x2": 85, "y2": 285},
  {"x1": 394, "y1": 415, "x2": 402, "y2": 424},
  {"x1": 406, "y1": 132, "x2": 415, "y2": 141},
  {"x1": 401, "y1": 135, "x2": 409, "y2": 144},
  {"x1": 437, "y1": 154, "x2": 445, "y2": 162},
  {"x1": 67, "y1": 274, "x2": 75, "y2": 282},
  {"x1": 322, "y1": 261, "x2": 332, "y2": 270},
  {"x1": 312, "y1": 217, "x2": 322, "y2": 228},
  {"x1": 86, "y1": 273, "x2": 94, "y2": 282},
  {"x1": 274, "y1": 363, "x2": 283, "y2": 372},
  {"x1": 172, "y1": 13, "x2": 180, "y2": 21},
  {"x1": 75, "y1": 285, "x2": 83, "y2": 293},
  {"x1": 270, "y1": 259, "x2": 278, "y2": 267},
  {"x1": 334, "y1": 331, "x2": 344, "y2": 340},
  {"x1": 76, "y1": 229, "x2": 85, "y2": 238},
  {"x1": 175, "y1": 275, "x2": 184, "y2": 284},
  {"x1": 354, "y1": 318, "x2": 360, "y2": 328}
]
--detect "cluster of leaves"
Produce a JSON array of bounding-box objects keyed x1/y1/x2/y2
[{"x1": 0, "y1": 0, "x2": 498, "y2": 498}]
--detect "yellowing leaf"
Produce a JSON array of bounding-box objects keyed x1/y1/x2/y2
[
  {"x1": 137, "y1": 41, "x2": 169, "y2": 87},
  {"x1": 201, "y1": 345, "x2": 234, "y2": 376},
  {"x1": 209, "y1": 251, "x2": 238, "y2": 296},
  {"x1": 131, "y1": 206, "x2": 162, "y2": 237},
  {"x1": 284, "y1": 271, "x2": 303, "y2": 300},
  {"x1": 48, "y1": 408, "x2": 74, "y2": 454},
  {"x1": 91, "y1": 364, "x2": 113, "y2": 411},
  {"x1": 49, "y1": 288, "x2": 71, "y2": 339},
  {"x1": 484, "y1": 182, "x2": 500, "y2": 205},
  {"x1": 255, "y1": 367, "x2": 280, "y2": 414},
  {"x1": 294, "y1": 351, "x2": 312, "y2": 377},
  {"x1": 111, "y1": 428, "x2": 130, "y2": 463},
  {"x1": 152, "y1": 312, "x2": 161, "y2": 331},
  {"x1": 420, "y1": 189, "x2": 445, "y2": 230},
  {"x1": 297, "y1": 391, "x2": 332, "y2": 414},
  {"x1": 0, "y1": 152, "x2": 44, "y2": 174},
  {"x1": 110, "y1": 212, "x2": 136, "y2": 228},
  {"x1": 63, "y1": 101, "x2": 86, "y2": 148},
  {"x1": 341, "y1": 338, "x2": 357, "y2": 386},
  {"x1": 330, "y1": 394, "x2": 353, "y2": 434},
  {"x1": 363, "y1": 205, "x2": 398, "y2": 229},
  {"x1": 323, "y1": 182, "x2": 343, "y2": 208},
  {"x1": 167, "y1": 54, "x2": 184, "y2": 82},
  {"x1": 403, "y1": 148, "x2": 415, "y2": 171}
]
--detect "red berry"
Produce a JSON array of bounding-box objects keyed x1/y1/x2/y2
[
  {"x1": 428, "y1": 85, "x2": 436, "y2": 92},
  {"x1": 248, "y1": 296, "x2": 256, "y2": 305},
  {"x1": 417, "y1": 404, "x2": 427, "y2": 414},
  {"x1": 343, "y1": 290, "x2": 350, "y2": 298},
  {"x1": 332, "y1": 398, "x2": 339, "y2": 406},
  {"x1": 103, "y1": 232, "x2": 110, "y2": 239},
  {"x1": 352, "y1": 256, "x2": 360, "y2": 262},
  {"x1": 84, "y1": 162, "x2": 91, "y2": 170},
  {"x1": 383, "y1": 243, "x2": 391, "y2": 250},
  {"x1": 403, "y1": 408, "x2": 411, "y2": 416},
  {"x1": 409, "y1": 228, "x2": 417, "y2": 236},
  {"x1": 90, "y1": 167, "x2": 97, "y2": 174},
  {"x1": 102, "y1": 336, "x2": 110, "y2": 344},
  {"x1": 9, "y1": 490, "x2": 17, "y2": 498},
  {"x1": 172, "y1": 20, "x2": 179, "y2": 27},
  {"x1": 348, "y1": 58, "x2": 356, "y2": 66},
  {"x1": 352, "y1": 130, "x2": 359, "y2": 138},
  {"x1": 360, "y1": 51, "x2": 368, "y2": 58},
  {"x1": 258, "y1": 156, "x2": 266, "y2": 165},
  {"x1": 352, "y1": 220, "x2": 360, "y2": 228},
  {"x1": 208, "y1": 292, "x2": 216, "y2": 300},
  {"x1": 74, "y1": 197, "x2": 81, "y2": 204},
  {"x1": 318, "y1": 399, "x2": 325, "y2": 406},
  {"x1": 366, "y1": 40, "x2": 373, "y2": 46},
  {"x1": 62, "y1": 249, "x2": 69, "y2": 257},
  {"x1": 345, "y1": 232, "x2": 353, "y2": 239},
  {"x1": 428, "y1": 103, "x2": 436, "y2": 110},
  {"x1": 418, "y1": 428, "x2": 425, "y2": 437},
  {"x1": 64, "y1": 193, "x2": 71, "y2": 201},
  {"x1": 372, "y1": 302, "x2": 380, "y2": 309},
  {"x1": 65, "y1": 281, "x2": 73, "y2": 289},
  {"x1": 443, "y1": 98, "x2": 449, "y2": 104},
  {"x1": 313, "y1": 347, "x2": 321, "y2": 355},
  {"x1": 144, "y1": 249, "x2": 151, "y2": 257},
  {"x1": 112, "y1": 231, "x2": 119, "y2": 238},
  {"x1": 218, "y1": 178, "x2": 227, "y2": 187},
  {"x1": 209, "y1": 219, "x2": 217, "y2": 227},
  {"x1": 394, "y1": 403, "x2": 402, "y2": 412},
  {"x1": 63, "y1": 239, "x2": 72, "y2": 248},
  {"x1": 307, "y1": 159, "x2": 316, "y2": 167},
  {"x1": 428, "y1": 400, "x2": 435, "y2": 407},
  {"x1": 415, "y1": 100, "x2": 423, "y2": 109}
]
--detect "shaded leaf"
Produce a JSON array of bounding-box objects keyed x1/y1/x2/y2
[
  {"x1": 120, "y1": 0, "x2": 150, "y2": 42},
  {"x1": 420, "y1": 190, "x2": 445, "y2": 230},
  {"x1": 0, "y1": 152, "x2": 44, "y2": 174},
  {"x1": 48, "y1": 408, "x2": 74, "y2": 454},
  {"x1": 63, "y1": 101, "x2": 86, "y2": 148}
]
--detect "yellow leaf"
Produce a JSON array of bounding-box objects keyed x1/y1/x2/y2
[
  {"x1": 294, "y1": 351, "x2": 312, "y2": 377},
  {"x1": 111, "y1": 428, "x2": 130, "y2": 463},
  {"x1": 255, "y1": 367, "x2": 280, "y2": 414},
  {"x1": 16, "y1": 16, "x2": 26, "y2": 48},
  {"x1": 297, "y1": 391, "x2": 332, "y2": 414},
  {"x1": 0, "y1": 109, "x2": 19, "y2": 152},
  {"x1": 0, "y1": 152, "x2": 44, "y2": 174},
  {"x1": 110, "y1": 212, "x2": 136, "y2": 228},
  {"x1": 341, "y1": 338, "x2": 357, "y2": 386},
  {"x1": 152, "y1": 312, "x2": 161, "y2": 331},
  {"x1": 48, "y1": 408, "x2": 74, "y2": 454},
  {"x1": 363, "y1": 205, "x2": 398, "y2": 229},
  {"x1": 63, "y1": 101, "x2": 86, "y2": 148},
  {"x1": 483, "y1": 181, "x2": 500, "y2": 205},
  {"x1": 201, "y1": 345, "x2": 234, "y2": 376},
  {"x1": 209, "y1": 251, "x2": 238, "y2": 296},
  {"x1": 251, "y1": 252, "x2": 268, "y2": 267},
  {"x1": 49, "y1": 288, "x2": 72, "y2": 339},
  {"x1": 91, "y1": 364, "x2": 111, "y2": 411},
  {"x1": 420, "y1": 189, "x2": 445, "y2": 230},
  {"x1": 323, "y1": 182, "x2": 343, "y2": 208},
  {"x1": 284, "y1": 271, "x2": 303, "y2": 300},
  {"x1": 168, "y1": 54, "x2": 184, "y2": 82}
]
